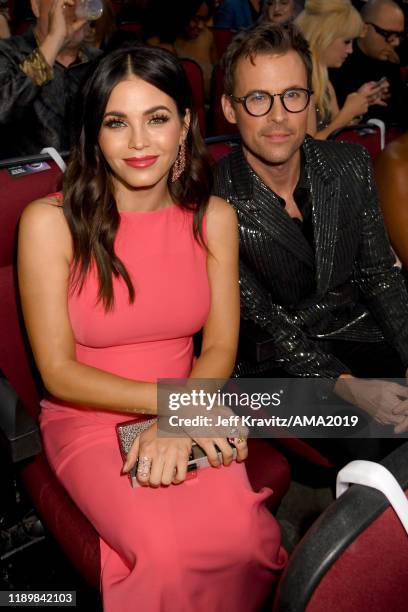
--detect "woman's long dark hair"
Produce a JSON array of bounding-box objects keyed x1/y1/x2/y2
[{"x1": 63, "y1": 44, "x2": 212, "y2": 310}]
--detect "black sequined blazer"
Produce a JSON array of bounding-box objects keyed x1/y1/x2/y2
[{"x1": 212, "y1": 136, "x2": 408, "y2": 378}]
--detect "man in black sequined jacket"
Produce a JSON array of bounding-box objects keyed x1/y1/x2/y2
[{"x1": 212, "y1": 23, "x2": 408, "y2": 436}]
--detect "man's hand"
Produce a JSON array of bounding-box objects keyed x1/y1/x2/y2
[
  {"x1": 358, "y1": 80, "x2": 389, "y2": 107},
  {"x1": 48, "y1": 0, "x2": 87, "y2": 45},
  {"x1": 39, "y1": 0, "x2": 87, "y2": 67},
  {"x1": 334, "y1": 376, "x2": 408, "y2": 433}
]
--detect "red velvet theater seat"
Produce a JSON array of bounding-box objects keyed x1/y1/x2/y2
[
  {"x1": 328, "y1": 122, "x2": 402, "y2": 162},
  {"x1": 208, "y1": 63, "x2": 239, "y2": 137},
  {"x1": 179, "y1": 58, "x2": 206, "y2": 136},
  {"x1": 0, "y1": 153, "x2": 291, "y2": 589},
  {"x1": 0, "y1": 154, "x2": 101, "y2": 587},
  {"x1": 209, "y1": 27, "x2": 235, "y2": 59},
  {"x1": 273, "y1": 441, "x2": 408, "y2": 612},
  {"x1": 205, "y1": 134, "x2": 241, "y2": 164}
]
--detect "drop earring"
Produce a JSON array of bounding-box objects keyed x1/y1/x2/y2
[{"x1": 171, "y1": 140, "x2": 186, "y2": 183}]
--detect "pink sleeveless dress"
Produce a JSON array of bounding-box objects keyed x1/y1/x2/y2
[{"x1": 39, "y1": 198, "x2": 287, "y2": 612}]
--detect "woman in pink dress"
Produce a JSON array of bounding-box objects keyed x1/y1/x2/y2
[{"x1": 18, "y1": 45, "x2": 286, "y2": 611}]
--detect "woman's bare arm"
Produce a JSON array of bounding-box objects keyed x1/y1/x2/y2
[
  {"x1": 18, "y1": 200, "x2": 156, "y2": 414},
  {"x1": 312, "y1": 81, "x2": 368, "y2": 141},
  {"x1": 189, "y1": 196, "x2": 240, "y2": 380}
]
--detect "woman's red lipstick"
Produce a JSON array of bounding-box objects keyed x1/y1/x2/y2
[{"x1": 124, "y1": 156, "x2": 158, "y2": 168}]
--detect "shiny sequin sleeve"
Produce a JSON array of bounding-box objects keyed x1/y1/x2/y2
[
  {"x1": 239, "y1": 257, "x2": 350, "y2": 378},
  {"x1": 212, "y1": 138, "x2": 408, "y2": 378}
]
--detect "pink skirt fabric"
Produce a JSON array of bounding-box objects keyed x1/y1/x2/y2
[{"x1": 40, "y1": 403, "x2": 287, "y2": 612}]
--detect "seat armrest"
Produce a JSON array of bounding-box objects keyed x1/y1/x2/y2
[{"x1": 0, "y1": 374, "x2": 41, "y2": 463}]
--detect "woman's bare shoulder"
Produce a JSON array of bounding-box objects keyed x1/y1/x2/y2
[
  {"x1": 205, "y1": 196, "x2": 238, "y2": 244},
  {"x1": 206, "y1": 195, "x2": 237, "y2": 221},
  {"x1": 19, "y1": 197, "x2": 71, "y2": 251}
]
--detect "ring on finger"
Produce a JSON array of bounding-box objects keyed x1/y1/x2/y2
[
  {"x1": 137, "y1": 456, "x2": 152, "y2": 478},
  {"x1": 235, "y1": 436, "x2": 247, "y2": 445}
]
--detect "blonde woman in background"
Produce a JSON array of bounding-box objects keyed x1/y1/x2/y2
[{"x1": 296, "y1": 0, "x2": 388, "y2": 139}]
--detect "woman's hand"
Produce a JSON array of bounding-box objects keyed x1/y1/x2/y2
[
  {"x1": 123, "y1": 422, "x2": 192, "y2": 486},
  {"x1": 340, "y1": 92, "x2": 369, "y2": 124},
  {"x1": 193, "y1": 434, "x2": 248, "y2": 465},
  {"x1": 175, "y1": 402, "x2": 249, "y2": 464},
  {"x1": 358, "y1": 80, "x2": 389, "y2": 107}
]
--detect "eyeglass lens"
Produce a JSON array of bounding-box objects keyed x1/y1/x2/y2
[{"x1": 245, "y1": 90, "x2": 310, "y2": 115}]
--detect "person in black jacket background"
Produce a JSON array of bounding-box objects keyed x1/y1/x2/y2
[
  {"x1": 0, "y1": 0, "x2": 100, "y2": 159},
  {"x1": 330, "y1": 0, "x2": 406, "y2": 128}
]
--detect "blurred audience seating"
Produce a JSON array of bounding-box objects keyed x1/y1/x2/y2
[
  {"x1": 328, "y1": 123, "x2": 402, "y2": 162},
  {"x1": 209, "y1": 26, "x2": 235, "y2": 59},
  {"x1": 209, "y1": 63, "x2": 239, "y2": 137},
  {"x1": 205, "y1": 133, "x2": 240, "y2": 164}
]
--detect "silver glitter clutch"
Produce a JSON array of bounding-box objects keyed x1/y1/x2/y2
[
  {"x1": 116, "y1": 417, "x2": 157, "y2": 487},
  {"x1": 116, "y1": 417, "x2": 237, "y2": 488},
  {"x1": 116, "y1": 417, "x2": 157, "y2": 455}
]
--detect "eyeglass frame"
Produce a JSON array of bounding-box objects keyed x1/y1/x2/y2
[
  {"x1": 229, "y1": 88, "x2": 313, "y2": 116},
  {"x1": 365, "y1": 21, "x2": 405, "y2": 43}
]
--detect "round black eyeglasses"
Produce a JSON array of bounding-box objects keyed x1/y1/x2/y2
[{"x1": 229, "y1": 88, "x2": 313, "y2": 116}]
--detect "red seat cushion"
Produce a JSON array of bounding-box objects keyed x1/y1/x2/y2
[
  {"x1": 21, "y1": 454, "x2": 100, "y2": 587},
  {"x1": 247, "y1": 439, "x2": 291, "y2": 511},
  {"x1": 307, "y1": 499, "x2": 408, "y2": 611}
]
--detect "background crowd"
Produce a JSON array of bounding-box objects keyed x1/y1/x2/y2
[{"x1": 1, "y1": 1, "x2": 408, "y2": 149}]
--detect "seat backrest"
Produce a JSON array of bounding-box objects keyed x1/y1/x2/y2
[
  {"x1": 205, "y1": 134, "x2": 241, "y2": 164},
  {"x1": 273, "y1": 441, "x2": 408, "y2": 612},
  {"x1": 179, "y1": 58, "x2": 206, "y2": 136},
  {"x1": 208, "y1": 63, "x2": 239, "y2": 137},
  {"x1": 328, "y1": 124, "x2": 383, "y2": 161},
  {"x1": 117, "y1": 21, "x2": 142, "y2": 35},
  {"x1": 210, "y1": 27, "x2": 235, "y2": 59},
  {"x1": 0, "y1": 156, "x2": 63, "y2": 418}
]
